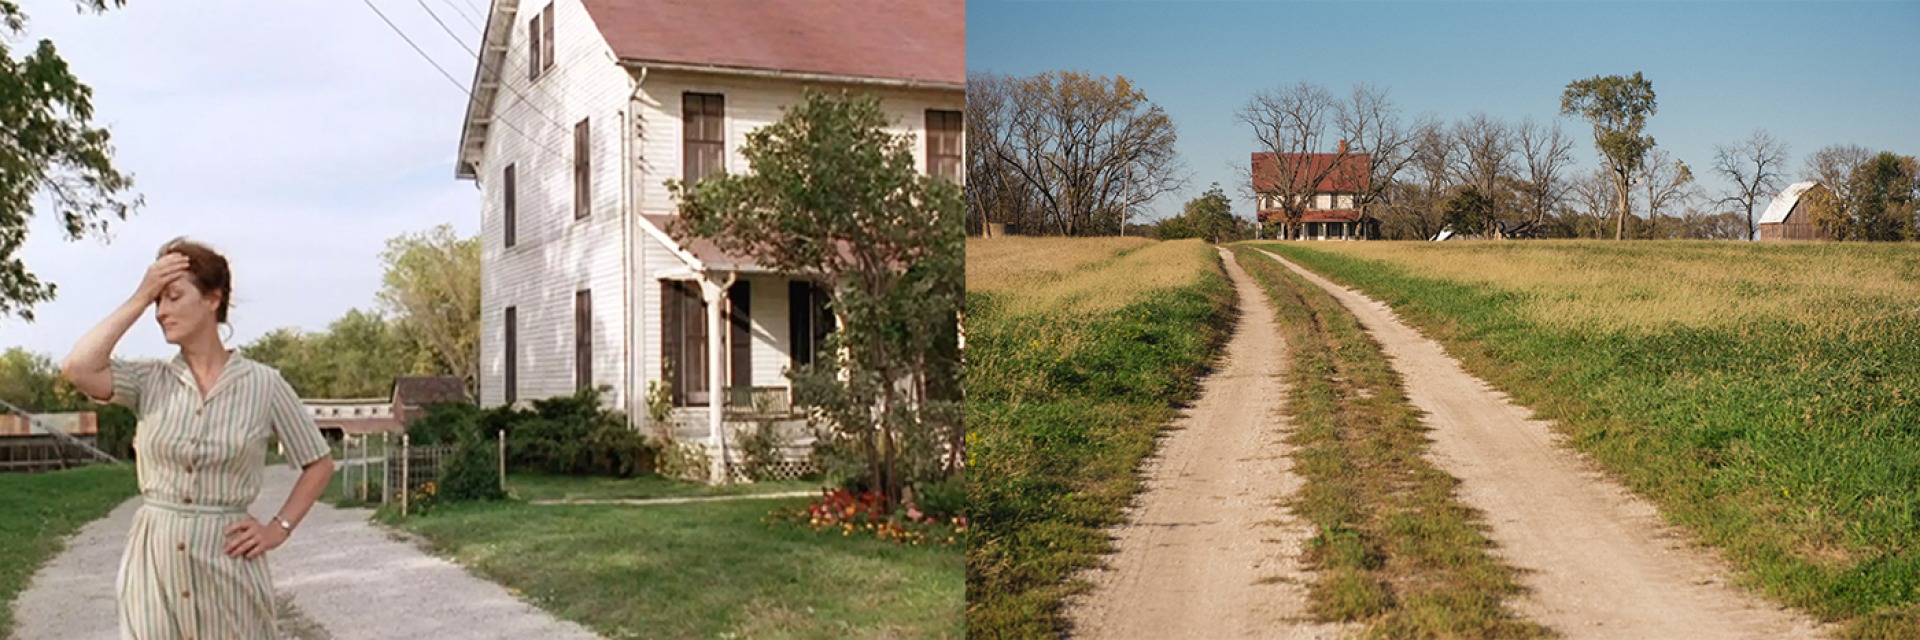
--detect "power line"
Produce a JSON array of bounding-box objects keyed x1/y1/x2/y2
[
  {"x1": 436, "y1": 0, "x2": 484, "y2": 33},
  {"x1": 359, "y1": 0, "x2": 570, "y2": 164},
  {"x1": 413, "y1": 0, "x2": 574, "y2": 134}
]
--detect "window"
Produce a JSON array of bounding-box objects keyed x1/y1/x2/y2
[
  {"x1": 504, "y1": 306, "x2": 518, "y2": 404},
  {"x1": 1317, "y1": 194, "x2": 1333, "y2": 210},
  {"x1": 788, "y1": 281, "x2": 834, "y2": 370},
  {"x1": 527, "y1": 12, "x2": 542, "y2": 81},
  {"x1": 540, "y1": 4, "x2": 554, "y2": 74},
  {"x1": 575, "y1": 290, "x2": 592, "y2": 391},
  {"x1": 503, "y1": 164, "x2": 517, "y2": 247},
  {"x1": 926, "y1": 110, "x2": 962, "y2": 182},
  {"x1": 663, "y1": 281, "x2": 710, "y2": 406},
  {"x1": 683, "y1": 93, "x2": 725, "y2": 184},
  {"x1": 729, "y1": 282, "x2": 751, "y2": 392},
  {"x1": 573, "y1": 119, "x2": 590, "y2": 219}
]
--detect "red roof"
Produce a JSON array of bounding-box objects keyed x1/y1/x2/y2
[
  {"x1": 1259, "y1": 210, "x2": 1363, "y2": 224},
  {"x1": 579, "y1": 0, "x2": 964, "y2": 86},
  {"x1": 1251, "y1": 153, "x2": 1371, "y2": 195}
]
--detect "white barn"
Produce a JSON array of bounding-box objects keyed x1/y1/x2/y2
[{"x1": 454, "y1": 0, "x2": 965, "y2": 479}]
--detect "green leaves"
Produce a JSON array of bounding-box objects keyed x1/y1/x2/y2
[{"x1": 1, "y1": 2, "x2": 142, "y2": 320}]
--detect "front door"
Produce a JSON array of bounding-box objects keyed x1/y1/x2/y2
[{"x1": 663, "y1": 281, "x2": 709, "y2": 406}]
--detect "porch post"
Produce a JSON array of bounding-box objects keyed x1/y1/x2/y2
[{"x1": 700, "y1": 276, "x2": 729, "y2": 484}]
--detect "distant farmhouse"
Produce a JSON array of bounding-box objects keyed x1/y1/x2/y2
[{"x1": 1252, "y1": 142, "x2": 1377, "y2": 240}]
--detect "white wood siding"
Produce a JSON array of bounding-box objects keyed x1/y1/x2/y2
[
  {"x1": 631, "y1": 70, "x2": 965, "y2": 215},
  {"x1": 477, "y1": 0, "x2": 635, "y2": 412}
]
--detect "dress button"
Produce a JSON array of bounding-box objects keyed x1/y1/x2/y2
[
  {"x1": 176, "y1": 542, "x2": 186, "y2": 551},
  {"x1": 185, "y1": 465, "x2": 194, "y2": 473},
  {"x1": 181, "y1": 590, "x2": 190, "y2": 598},
  {"x1": 182, "y1": 497, "x2": 193, "y2": 504}
]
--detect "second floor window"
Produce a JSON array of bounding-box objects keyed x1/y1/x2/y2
[
  {"x1": 926, "y1": 110, "x2": 962, "y2": 182},
  {"x1": 574, "y1": 119, "x2": 591, "y2": 219},
  {"x1": 503, "y1": 164, "x2": 517, "y2": 247},
  {"x1": 528, "y1": 3, "x2": 554, "y2": 81},
  {"x1": 683, "y1": 93, "x2": 725, "y2": 185}
]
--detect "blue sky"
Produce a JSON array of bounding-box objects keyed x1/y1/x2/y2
[
  {"x1": 2, "y1": 0, "x2": 485, "y2": 359},
  {"x1": 968, "y1": 0, "x2": 1920, "y2": 223}
]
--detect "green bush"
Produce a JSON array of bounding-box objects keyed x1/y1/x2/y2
[
  {"x1": 914, "y1": 474, "x2": 965, "y2": 520},
  {"x1": 405, "y1": 401, "x2": 482, "y2": 445},
  {"x1": 438, "y1": 432, "x2": 506, "y2": 502},
  {"x1": 409, "y1": 387, "x2": 656, "y2": 478}
]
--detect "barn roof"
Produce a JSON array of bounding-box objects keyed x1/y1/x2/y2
[{"x1": 1759, "y1": 181, "x2": 1822, "y2": 225}]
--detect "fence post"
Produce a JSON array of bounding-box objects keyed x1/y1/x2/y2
[
  {"x1": 380, "y1": 432, "x2": 390, "y2": 506},
  {"x1": 497, "y1": 429, "x2": 506, "y2": 494},
  {"x1": 401, "y1": 434, "x2": 411, "y2": 517},
  {"x1": 359, "y1": 434, "x2": 369, "y2": 501}
]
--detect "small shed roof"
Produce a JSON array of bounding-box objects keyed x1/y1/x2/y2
[{"x1": 1759, "y1": 181, "x2": 1821, "y2": 225}]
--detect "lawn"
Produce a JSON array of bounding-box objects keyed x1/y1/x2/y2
[
  {"x1": 505, "y1": 472, "x2": 821, "y2": 502},
  {"x1": 965, "y1": 237, "x2": 1234, "y2": 637},
  {"x1": 0, "y1": 463, "x2": 138, "y2": 638},
  {"x1": 383, "y1": 485, "x2": 961, "y2": 639},
  {"x1": 1259, "y1": 240, "x2": 1920, "y2": 639}
]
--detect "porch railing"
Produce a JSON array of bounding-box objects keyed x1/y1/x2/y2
[{"x1": 723, "y1": 386, "x2": 803, "y2": 419}]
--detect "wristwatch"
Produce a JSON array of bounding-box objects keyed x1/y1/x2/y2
[{"x1": 271, "y1": 516, "x2": 295, "y2": 535}]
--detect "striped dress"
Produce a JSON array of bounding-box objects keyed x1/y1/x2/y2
[{"x1": 107, "y1": 352, "x2": 331, "y2": 640}]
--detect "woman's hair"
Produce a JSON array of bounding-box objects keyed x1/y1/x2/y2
[{"x1": 156, "y1": 237, "x2": 234, "y2": 324}]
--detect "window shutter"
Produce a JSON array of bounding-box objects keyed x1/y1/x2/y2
[
  {"x1": 527, "y1": 14, "x2": 542, "y2": 81},
  {"x1": 504, "y1": 307, "x2": 518, "y2": 404},
  {"x1": 788, "y1": 281, "x2": 811, "y2": 369},
  {"x1": 541, "y1": 4, "x2": 555, "y2": 72},
  {"x1": 576, "y1": 290, "x2": 592, "y2": 391},
  {"x1": 729, "y1": 282, "x2": 751, "y2": 391},
  {"x1": 503, "y1": 164, "x2": 517, "y2": 247},
  {"x1": 662, "y1": 283, "x2": 683, "y2": 406},
  {"x1": 574, "y1": 118, "x2": 590, "y2": 219}
]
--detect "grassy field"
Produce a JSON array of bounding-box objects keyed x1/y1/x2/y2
[
  {"x1": 1259, "y1": 240, "x2": 1920, "y2": 638},
  {"x1": 379, "y1": 474, "x2": 959, "y2": 639},
  {"x1": 965, "y1": 237, "x2": 1233, "y2": 637},
  {"x1": 0, "y1": 463, "x2": 138, "y2": 637},
  {"x1": 1233, "y1": 246, "x2": 1546, "y2": 638}
]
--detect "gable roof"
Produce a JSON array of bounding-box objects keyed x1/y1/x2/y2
[
  {"x1": 1251, "y1": 152, "x2": 1371, "y2": 196},
  {"x1": 579, "y1": 0, "x2": 965, "y2": 87},
  {"x1": 1759, "y1": 181, "x2": 1823, "y2": 225},
  {"x1": 392, "y1": 376, "x2": 470, "y2": 407}
]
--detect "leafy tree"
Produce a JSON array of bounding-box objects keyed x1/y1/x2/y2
[
  {"x1": 1804, "y1": 151, "x2": 1919, "y2": 241},
  {"x1": 668, "y1": 90, "x2": 962, "y2": 507},
  {"x1": 376, "y1": 224, "x2": 480, "y2": 393},
  {"x1": 1, "y1": 0, "x2": 141, "y2": 321},
  {"x1": 1441, "y1": 186, "x2": 1497, "y2": 238},
  {"x1": 1562, "y1": 72, "x2": 1658, "y2": 240},
  {"x1": 1159, "y1": 183, "x2": 1238, "y2": 243}
]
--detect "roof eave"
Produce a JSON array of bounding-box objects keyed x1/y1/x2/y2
[
  {"x1": 456, "y1": 0, "x2": 518, "y2": 181},
  {"x1": 618, "y1": 58, "x2": 962, "y2": 91}
]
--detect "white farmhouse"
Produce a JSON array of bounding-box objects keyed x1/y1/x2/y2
[{"x1": 455, "y1": 0, "x2": 964, "y2": 478}]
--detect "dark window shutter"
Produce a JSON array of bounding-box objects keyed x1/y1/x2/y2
[
  {"x1": 527, "y1": 15, "x2": 541, "y2": 81},
  {"x1": 574, "y1": 119, "x2": 590, "y2": 219},
  {"x1": 576, "y1": 290, "x2": 592, "y2": 390},
  {"x1": 662, "y1": 282, "x2": 683, "y2": 406},
  {"x1": 503, "y1": 164, "x2": 517, "y2": 247},
  {"x1": 504, "y1": 307, "x2": 518, "y2": 404},
  {"x1": 788, "y1": 281, "x2": 811, "y2": 369},
  {"x1": 540, "y1": 4, "x2": 555, "y2": 72},
  {"x1": 729, "y1": 282, "x2": 751, "y2": 391}
]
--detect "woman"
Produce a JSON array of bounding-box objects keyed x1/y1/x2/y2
[{"x1": 62, "y1": 238, "x2": 335, "y2": 639}]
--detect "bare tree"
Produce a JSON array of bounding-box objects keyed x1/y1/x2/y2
[
  {"x1": 1710, "y1": 130, "x2": 1791, "y2": 241},
  {"x1": 1515, "y1": 118, "x2": 1575, "y2": 231},
  {"x1": 1240, "y1": 82, "x2": 1349, "y2": 239},
  {"x1": 1804, "y1": 143, "x2": 1873, "y2": 204},
  {"x1": 1448, "y1": 113, "x2": 1516, "y2": 195},
  {"x1": 964, "y1": 73, "x2": 1035, "y2": 236},
  {"x1": 1378, "y1": 119, "x2": 1453, "y2": 239},
  {"x1": 1638, "y1": 149, "x2": 1696, "y2": 227},
  {"x1": 1335, "y1": 84, "x2": 1420, "y2": 238},
  {"x1": 1566, "y1": 167, "x2": 1617, "y2": 239},
  {"x1": 995, "y1": 72, "x2": 1184, "y2": 236}
]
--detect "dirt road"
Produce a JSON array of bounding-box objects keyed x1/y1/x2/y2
[
  {"x1": 1257, "y1": 248, "x2": 1825, "y2": 640},
  {"x1": 1065, "y1": 248, "x2": 1342, "y2": 640}
]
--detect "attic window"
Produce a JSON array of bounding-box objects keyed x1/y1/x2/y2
[{"x1": 527, "y1": 12, "x2": 542, "y2": 81}]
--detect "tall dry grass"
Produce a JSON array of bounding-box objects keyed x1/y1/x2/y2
[
  {"x1": 966, "y1": 237, "x2": 1215, "y2": 316},
  {"x1": 1301, "y1": 240, "x2": 1920, "y2": 334}
]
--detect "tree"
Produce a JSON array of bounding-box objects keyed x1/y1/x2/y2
[
  {"x1": 668, "y1": 89, "x2": 962, "y2": 508},
  {"x1": 987, "y1": 71, "x2": 1183, "y2": 236},
  {"x1": 1158, "y1": 183, "x2": 1238, "y2": 243},
  {"x1": 1711, "y1": 129, "x2": 1791, "y2": 240},
  {"x1": 1240, "y1": 82, "x2": 1348, "y2": 239},
  {"x1": 1804, "y1": 151, "x2": 1919, "y2": 241},
  {"x1": 1515, "y1": 118, "x2": 1576, "y2": 232},
  {"x1": 376, "y1": 225, "x2": 481, "y2": 394},
  {"x1": 1, "y1": 0, "x2": 142, "y2": 321},
  {"x1": 1804, "y1": 144, "x2": 1874, "y2": 204},
  {"x1": 1562, "y1": 72, "x2": 1658, "y2": 240},
  {"x1": 1378, "y1": 120, "x2": 1455, "y2": 240},
  {"x1": 1336, "y1": 84, "x2": 1420, "y2": 238},
  {"x1": 964, "y1": 73, "x2": 1032, "y2": 236},
  {"x1": 1637, "y1": 149, "x2": 1696, "y2": 231},
  {"x1": 1441, "y1": 185, "x2": 1497, "y2": 238}
]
